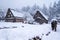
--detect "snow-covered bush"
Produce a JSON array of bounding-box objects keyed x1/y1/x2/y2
[{"x1": 24, "y1": 12, "x2": 34, "y2": 24}]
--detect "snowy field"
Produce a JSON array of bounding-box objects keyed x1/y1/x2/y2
[{"x1": 0, "y1": 22, "x2": 60, "y2": 40}]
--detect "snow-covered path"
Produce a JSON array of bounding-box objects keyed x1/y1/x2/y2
[
  {"x1": 0, "y1": 22, "x2": 60, "y2": 40},
  {"x1": 42, "y1": 25, "x2": 60, "y2": 40}
]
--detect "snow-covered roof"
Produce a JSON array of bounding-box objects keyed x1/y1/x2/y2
[
  {"x1": 34, "y1": 9, "x2": 48, "y2": 20},
  {"x1": 11, "y1": 9, "x2": 24, "y2": 17}
]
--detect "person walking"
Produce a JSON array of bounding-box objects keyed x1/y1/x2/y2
[{"x1": 51, "y1": 19, "x2": 57, "y2": 32}]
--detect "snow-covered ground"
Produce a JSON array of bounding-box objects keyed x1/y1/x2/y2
[{"x1": 0, "y1": 22, "x2": 60, "y2": 40}]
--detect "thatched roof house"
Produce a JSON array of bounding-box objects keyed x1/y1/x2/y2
[
  {"x1": 33, "y1": 9, "x2": 48, "y2": 24},
  {"x1": 5, "y1": 8, "x2": 25, "y2": 23}
]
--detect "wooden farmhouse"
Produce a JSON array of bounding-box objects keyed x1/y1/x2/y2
[
  {"x1": 33, "y1": 9, "x2": 48, "y2": 24},
  {"x1": 5, "y1": 8, "x2": 25, "y2": 23}
]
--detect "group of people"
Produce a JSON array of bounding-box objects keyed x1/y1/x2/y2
[{"x1": 51, "y1": 19, "x2": 57, "y2": 32}]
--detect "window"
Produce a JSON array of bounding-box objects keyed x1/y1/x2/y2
[{"x1": 8, "y1": 15, "x2": 10, "y2": 18}]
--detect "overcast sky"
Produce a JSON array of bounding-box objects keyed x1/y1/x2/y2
[{"x1": 0, "y1": 0, "x2": 59, "y2": 9}]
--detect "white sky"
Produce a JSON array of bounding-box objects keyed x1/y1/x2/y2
[{"x1": 0, "y1": 0, "x2": 59, "y2": 9}]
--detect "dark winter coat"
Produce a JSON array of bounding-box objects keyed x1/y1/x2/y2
[
  {"x1": 51, "y1": 20, "x2": 57, "y2": 31},
  {"x1": 51, "y1": 21, "x2": 57, "y2": 27}
]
